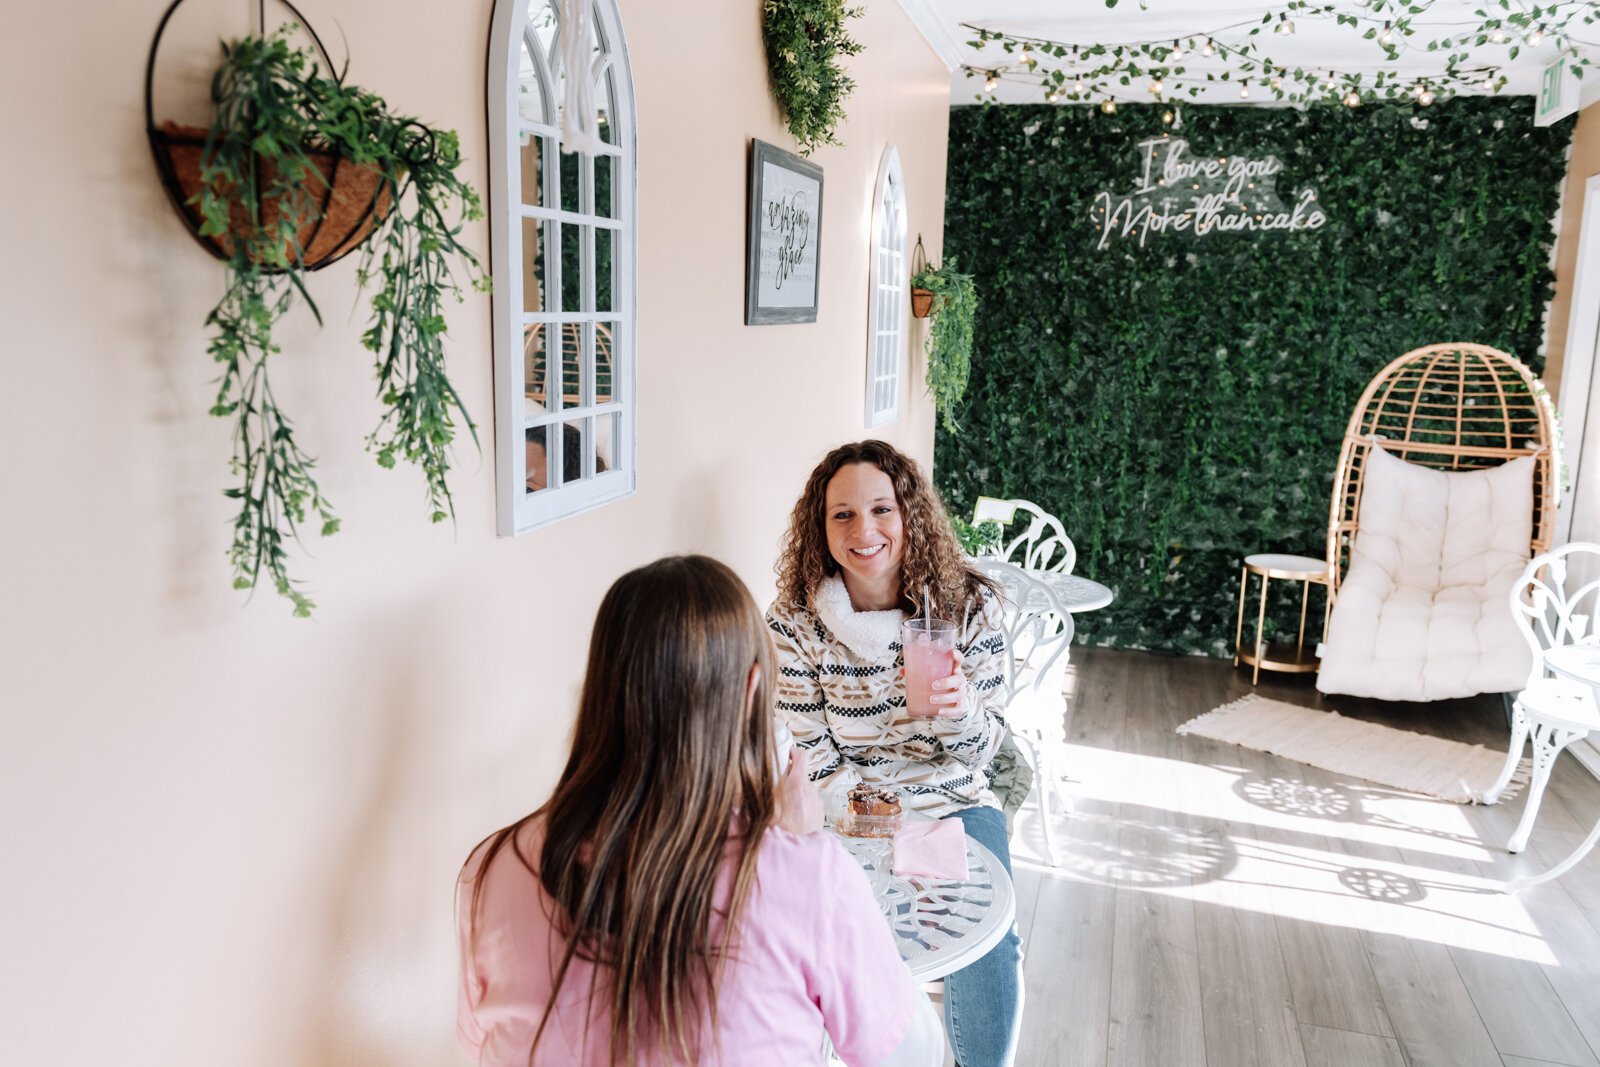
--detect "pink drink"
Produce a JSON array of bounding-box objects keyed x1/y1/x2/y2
[{"x1": 902, "y1": 618, "x2": 958, "y2": 718}]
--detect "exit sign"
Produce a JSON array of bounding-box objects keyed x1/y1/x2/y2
[{"x1": 1537, "y1": 55, "x2": 1579, "y2": 126}]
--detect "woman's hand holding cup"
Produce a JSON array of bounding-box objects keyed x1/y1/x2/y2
[{"x1": 928, "y1": 672, "x2": 969, "y2": 718}]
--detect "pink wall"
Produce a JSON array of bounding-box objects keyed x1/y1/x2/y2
[{"x1": 0, "y1": 1, "x2": 950, "y2": 1063}]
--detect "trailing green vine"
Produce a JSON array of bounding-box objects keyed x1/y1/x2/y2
[
  {"x1": 934, "y1": 98, "x2": 1570, "y2": 654},
  {"x1": 912, "y1": 259, "x2": 979, "y2": 434},
  {"x1": 762, "y1": 0, "x2": 864, "y2": 155},
  {"x1": 192, "y1": 28, "x2": 486, "y2": 615},
  {"x1": 962, "y1": 0, "x2": 1600, "y2": 107}
]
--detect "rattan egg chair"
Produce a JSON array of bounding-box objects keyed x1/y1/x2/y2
[{"x1": 1317, "y1": 343, "x2": 1558, "y2": 701}]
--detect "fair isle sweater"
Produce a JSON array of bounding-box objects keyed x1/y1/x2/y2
[{"x1": 766, "y1": 576, "x2": 1008, "y2": 819}]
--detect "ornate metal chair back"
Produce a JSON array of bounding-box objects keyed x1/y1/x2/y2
[
  {"x1": 1510, "y1": 541, "x2": 1600, "y2": 690},
  {"x1": 974, "y1": 497, "x2": 1077, "y2": 575}
]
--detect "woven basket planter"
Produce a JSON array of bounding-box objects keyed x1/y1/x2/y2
[
  {"x1": 151, "y1": 121, "x2": 394, "y2": 270},
  {"x1": 911, "y1": 287, "x2": 934, "y2": 318}
]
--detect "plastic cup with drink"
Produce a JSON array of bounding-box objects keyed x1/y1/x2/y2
[{"x1": 901, "y1": 616, "x2": 959, "y2": 718}]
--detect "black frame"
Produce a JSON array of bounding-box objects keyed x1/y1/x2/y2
[{"x1": 745, "y1": 139, "x2": 824, "y2": 325}]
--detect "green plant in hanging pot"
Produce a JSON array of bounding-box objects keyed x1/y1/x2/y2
[
  {"x1": 152, "y1": 26, "x2": 487, "y2": 616},
  {"x1": 910, "y1": 257, "x2": 978, "y2": 434},
  {"x1": 762, "y1": 0, "x2": 865, "y2": 155}
]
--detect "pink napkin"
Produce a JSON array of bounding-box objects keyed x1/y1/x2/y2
[{"x1": 891, "y1": 819, "x2": 970, "y2": 880}]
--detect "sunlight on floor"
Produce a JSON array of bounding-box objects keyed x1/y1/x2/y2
[{"x1": 1008, "y1": 745, "x2": 1558, "y2": 966}]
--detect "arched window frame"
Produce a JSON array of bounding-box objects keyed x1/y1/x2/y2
[
  {"x1": 865, "y1": 146, "x2": 907, "y2": 428},
  {"x1": 487, "y1": 0, "x2": 638, "y2": 535}
]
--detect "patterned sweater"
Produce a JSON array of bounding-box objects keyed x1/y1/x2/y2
[{"x1": 766, "y1": 576, "x2": 1008, "y2": 819}]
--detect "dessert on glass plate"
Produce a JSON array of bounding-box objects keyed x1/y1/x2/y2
[{"x1": 835, "y1": 783, "x2": 904, "y2": 838}]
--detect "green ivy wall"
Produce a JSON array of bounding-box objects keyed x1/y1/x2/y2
[{"x1": 935, "y1": 99, "x2": 1572, "y2": 654}]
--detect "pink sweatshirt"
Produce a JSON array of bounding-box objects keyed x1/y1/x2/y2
[{"x1": 457, "y1": 819, "x2": 918, "y2": 1066}]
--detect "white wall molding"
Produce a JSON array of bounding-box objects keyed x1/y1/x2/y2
[{"x1": 895, "y1": 0, "x2": 962, "y2": 71}]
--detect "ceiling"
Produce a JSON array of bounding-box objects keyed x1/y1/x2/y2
[{"x1": 896, "y1": 0, "x2": 1580, "y2": 108}]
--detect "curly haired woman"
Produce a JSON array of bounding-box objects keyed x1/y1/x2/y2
[{"x1": 769, "y1": 440, "x2": 1024, "y2": 1067}]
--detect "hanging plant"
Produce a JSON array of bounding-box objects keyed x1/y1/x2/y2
[
  {"x1": 762, "y1": 0, "x2": 865, "y2": 155},
  {"x1": 911, "y1": 257, "x2": 978, "y2": 434},
  {"x1": 909, "y1": 235, "x2": 934, "y2": 318},
  {"x1": 148, "y1": 23, "x2": 487, "y2": 616}
]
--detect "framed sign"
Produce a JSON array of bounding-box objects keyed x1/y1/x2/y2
[{"x1": 746, "y1": 139, "x2": 823, "y2": 325}]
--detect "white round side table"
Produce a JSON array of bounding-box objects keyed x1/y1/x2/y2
[{"x1": 1234, "y1": 553, "x2": 1329, "y2": 685}]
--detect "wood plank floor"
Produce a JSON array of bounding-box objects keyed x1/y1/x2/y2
[{"x1": 1005, "y1": 647, "x2": 1600, "y2": 1067}]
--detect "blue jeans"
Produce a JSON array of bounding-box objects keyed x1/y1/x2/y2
[{"x1": 941, "y1": 804, "x2": 1023, "y2": 1067}]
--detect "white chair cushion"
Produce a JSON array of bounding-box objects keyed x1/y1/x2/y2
[{"x1": 1317, "y1": 445, "x2": 1535, "y2": 701}]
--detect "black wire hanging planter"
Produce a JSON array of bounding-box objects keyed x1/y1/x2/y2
[
  {"x1": 144, "y1": 0, "x2": 393, "y2": 271},
  {"x1": 139, "y1": 0, "x2": 489, "y2": 618},
  {"x1": 910, "y1": 235, "x2": 934, "y2": 319}
]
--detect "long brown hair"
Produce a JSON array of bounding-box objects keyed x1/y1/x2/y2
[
  {"x1": 465, "y1": 555, "x2": 778, "y2": 1066},
  {"x1": 775, "y1": 439, "x2": 997, "y2": 619}
]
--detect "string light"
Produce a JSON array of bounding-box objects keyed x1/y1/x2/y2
[
  {"x1": 1418, "y1": 87, "x2": 1436, "y2": 105},
  {"x1": 1490, "y1": 28, "x2": 1508, "y2": 44},
  {"x1": 1162, "y1": 109, "x2": 1175, "y2": 125},
  {"x1": 1100, "y1": 96, "x2": 1117, "y2": 114},
  {"x1": 963, "y1": 15, "x2": 1516, "y2": 109},
  {"x1": 1529, "y1": 25, "x2": 1546, "y2": 46}
]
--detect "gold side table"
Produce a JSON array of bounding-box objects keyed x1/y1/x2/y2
[{"x1": 1234, "y1": 553, "x2": 1330, "y2": 685}]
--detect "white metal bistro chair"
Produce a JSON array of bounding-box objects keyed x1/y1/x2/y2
[
  {"x1": 974, "y1": 558, "x2": 1076, "y2": 866},
  {"x1": 1483, "y1": 542, "x2": 1600, "y2": 886},
  {"x1": 973, "y1": 496, "x2": 1078, "y2": 575}
]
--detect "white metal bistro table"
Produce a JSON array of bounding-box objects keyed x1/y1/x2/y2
[
  {"x1": 997, "y1": 566, "x2": 1114, "y2": 619},
  {"x1": 831, "y1": 824, "x2": 1016, "y2": 981},
  {"x1": 1508, "y1": 644, "x2": 1600, "y2": 889}
]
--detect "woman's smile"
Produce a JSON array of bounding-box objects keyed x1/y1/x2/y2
[{"x1": 824, "y1": 462, "x2": 905, "y2": 608}]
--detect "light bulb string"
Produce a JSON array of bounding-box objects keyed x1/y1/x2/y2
[
  {"x1": 960, "y1": 9, "x2": 1558, "y2": 57},
  {"x1": 962, "y1": 64, "x2": 1499, "y2": 97},
  {"x1": 960, "y1": 0, "x2": 1577, "y2": 107}
]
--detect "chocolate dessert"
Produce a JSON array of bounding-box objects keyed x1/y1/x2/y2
[{"x1": 839, "y1": 784, "x2": 903, "y2": 837}]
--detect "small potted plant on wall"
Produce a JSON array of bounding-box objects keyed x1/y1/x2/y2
[
  {"x1": 147, "y1": 19, "x2": 487, "y2": 616},
  {"x1": 910, "y1": 255, "x2": 978, "y2": 434}
]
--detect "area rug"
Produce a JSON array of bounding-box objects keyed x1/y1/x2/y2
[{"x1": 1175, "y1": 694, "x2": 1529, "y2": 804}]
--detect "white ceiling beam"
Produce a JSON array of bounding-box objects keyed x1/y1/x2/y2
[{"x1": 896, "y1": 0, "x2": 964, "y2": 71}]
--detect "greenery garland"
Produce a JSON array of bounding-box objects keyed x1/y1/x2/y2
[
  {"x1": 960, "y1": 0, "x2": 1600, "y2": 108},
  {"x1": 762, "y1": 0, "x2": 865, "y2": 155},
  {"x1": 911, "y1": 259, "x2": 979, "y2": 434},
  {"x1": 194, "y1": 28, "x2": 487, "y2": 616},
  {"x1": 935, "y1": 98, "x2": 1570, "y2": 654}
]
